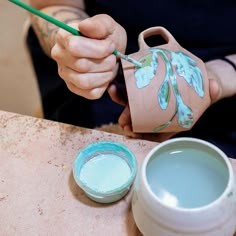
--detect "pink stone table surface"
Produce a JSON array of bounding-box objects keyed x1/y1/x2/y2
[{"x1": 0, "y1": 110, "x2": 235, "y2": 236}]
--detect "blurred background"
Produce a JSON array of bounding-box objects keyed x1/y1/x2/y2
[{"x1": 0, "y1": 0, "x2": 42, "y2": 117}]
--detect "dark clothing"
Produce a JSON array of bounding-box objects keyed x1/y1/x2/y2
[
  {"x1": 26, "y1": 1, "x2": 236, "y2": 158},
  {"x1": 85, "y1": 0, "x2": 236, "y2": 60}
]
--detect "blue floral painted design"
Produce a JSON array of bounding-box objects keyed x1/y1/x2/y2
[{"x1": 134, "y1": 48, "x2": 204, "y2": 132}]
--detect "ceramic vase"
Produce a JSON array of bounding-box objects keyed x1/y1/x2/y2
[{"x1": 121, "y1": 27, "x2": 211, "y2": 133}]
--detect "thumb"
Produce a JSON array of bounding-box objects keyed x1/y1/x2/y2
[
  {"x1": 79, "y1": 14, "x2": 116, "y2": 39},
  {"x1": 118, "y1": 105, "x2": 131, "y2": 129},
  {"x1": 209, "y1": 79, "x2": 222, "y2": 104}
]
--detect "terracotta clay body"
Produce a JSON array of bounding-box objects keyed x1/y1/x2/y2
[{"x1": 121, "y1": 27, "x2": 210, "y2": 133}]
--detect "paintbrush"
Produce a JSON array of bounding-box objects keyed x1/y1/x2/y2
[{"x1": 8, "y1": 0, "x2": 142, "y2": 68}]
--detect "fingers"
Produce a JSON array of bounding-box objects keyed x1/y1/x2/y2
[
  {"x1": 58, "y1": 64, "x2": 118, "y2": 99},
  {"x1": 117, "y1": 105, "x2": 178, "y2": 142},
  {"x1": 51, "y1": 22, "x2": 119, "y2": 99},
  {"x1": 54, "y1": 27, "x2": 115, "y2": 58},
  {"x1": 209, "y1": 79, "x2": 221, "y2": 104},
  {"x1": 115, "y1": 103, "x2": 178, "y2": 142},
  {"x1": 50, "y1": 17, "x2": 127, "y2": 100},
  {"x1": 141, "y1": 132, "x2": 177, "y2": 142},
  {"x1": 58, "y1": 64, "x2": 114, "y2": 88},
  {"x1": 52, "y1": 43, "x2": 117, "y2": 73},
  {"x1": 118, "y1": 105, "x2": 132, "y2": 129},
  {"x1": 79, "y1": 14, "x2": 117, "y2": 39},
  {"x1": 66, "y1": 81, "x2": 109, "y2": 99},
  {"x1": 116, "y1": 105, "x2": 139, "y2": 138},
  {"x1": 79, "y1": 14, "x2": 127, "y2": 54}
]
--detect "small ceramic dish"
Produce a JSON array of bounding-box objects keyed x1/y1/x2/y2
[{"x1": 73, "y1": 141, "x2": 137, "y2": 203}]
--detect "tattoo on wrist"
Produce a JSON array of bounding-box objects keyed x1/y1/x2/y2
[
  {"x1": 52, "y1": 8, "x2": 88, "y2": 20},
  {"x1": 34, "y1": 17, "x2": 52, "y2": 54},
  {"x1": 33, "y1": 7, "x2": 88, "y2": 55},
  {"x1": 45, "y1": 8, "x2": 87, "y2": 35}
]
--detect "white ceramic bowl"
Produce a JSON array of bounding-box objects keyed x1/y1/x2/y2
[
  {"x1": 132, "y1": 138, "x2": 236, "y2": 236},
  {"x1": 73, "y1": 141, "x2": 137, "y2": 203}
]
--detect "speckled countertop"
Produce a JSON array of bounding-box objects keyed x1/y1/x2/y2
[{"x1": 0, "y1": 110, "x2": 235, "y2": 236}]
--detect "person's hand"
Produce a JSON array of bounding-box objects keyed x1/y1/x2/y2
[
  {"x1": 51, "y1": 14, "x2": 127, "y2": 99},
  {"x1": 206, "y1": 59, "x2": 236, "y2": 104}
]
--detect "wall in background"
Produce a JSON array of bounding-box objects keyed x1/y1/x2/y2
[{"x1": 0, "y1": 1, "x2": 42, "y2": 117}]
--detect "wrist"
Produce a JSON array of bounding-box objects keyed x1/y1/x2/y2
[
  {"x1": 30, "y1": 6, "x2": 89, "y2": 56},
  {"x1": 225, "y1": 55, "x2": 236, "y2": 69},
  {"x1": 219, "y1": 56, "x2": 236, "y2": 71}
]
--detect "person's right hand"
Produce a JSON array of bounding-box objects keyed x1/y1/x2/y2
[{"x1": 51, "y1": 14, "x2": 127, "y2": 99}]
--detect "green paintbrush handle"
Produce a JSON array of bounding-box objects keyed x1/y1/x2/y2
[
  {"x1": 8, "y1": 0, "x2": 142, "y2": 67},
  {"x1": 9, "y1": 0, "x2": 81, "y2": 36}
]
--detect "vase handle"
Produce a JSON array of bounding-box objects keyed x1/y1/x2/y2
[{"x1": 138, "y1": 26, "x2": 179, "y2": 50}]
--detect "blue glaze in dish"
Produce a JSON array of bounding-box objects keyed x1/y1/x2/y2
[{"x1": 73, "y1": 141, "x2": 137, "y2": 203}]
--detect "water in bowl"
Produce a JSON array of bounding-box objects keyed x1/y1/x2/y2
[{"x1": 146, "y1": 146, "x2": 229, "y2": 209}]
